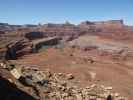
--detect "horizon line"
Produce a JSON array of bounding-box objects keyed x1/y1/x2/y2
[{"x1": 0, "y1": 19, "x2": 133, "y2": 26}]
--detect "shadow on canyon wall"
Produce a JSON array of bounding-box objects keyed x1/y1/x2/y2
[{"x1": 0, "y1": 76, "x2": 36, "y2": 100}]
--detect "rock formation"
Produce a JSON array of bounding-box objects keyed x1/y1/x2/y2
[
  {"x1": 79, "y1": 20, "x2": 124, "y2": 30},
  {"x1": 5, "y1": 39, "x2": 32, "y2": 60},
  {"x1": 25, "y1": 32, "x2": 45, "y2": 40}
]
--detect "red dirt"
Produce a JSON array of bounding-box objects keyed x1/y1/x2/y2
[{"x1": 11, "y1": 47, "x2": 133, "y2": 99}]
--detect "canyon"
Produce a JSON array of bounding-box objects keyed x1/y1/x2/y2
[{"x1": 0, "y1": 19, "x2": 133, "y2": 100}]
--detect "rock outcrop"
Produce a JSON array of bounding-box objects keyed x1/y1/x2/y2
[
  {"x1": 25, "y1": 32, "x2": 45, "y2": 40},
  {"x1": 79, "y1": 20, "x2": 124, "y2": 30},
  {"x1": 39, "y1": 23, "x2": 81, "y2": 38},
  {"x1": 69, "y1": 35, "x2": 133, "y2": 62},
  {"x1": 5, "y1": 39, "x2": 32, "y2": 60}
]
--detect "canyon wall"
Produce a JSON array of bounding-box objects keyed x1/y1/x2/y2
[{"x1": 79, "y1": 20, "x2": 124, "y2": 30}]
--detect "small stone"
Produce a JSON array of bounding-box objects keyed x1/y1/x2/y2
[
  {"x1": 61, "y1": 86, "x2": 66, "y2": 91},
  {"x1": 60, "y1": 81, "x2": 67, "y2": 86},
  {"x1": 66, "y1": 74, "x2": 74, "y2": 80},
  {"x1": 51, "y1": 82, "x2": 57, "y2": 87},
  {"x1": 10, "y1": 68, "x2": 21, "y2": 79},
  {"x1": 105, "y1": 86, "x2": 113, "y2": 90},
  {"x1": 114, "y1": 92, "x2": 120, "y2": 97},
  {"x1": 31, "y1": 71, "x2": 46, "y2": 83},
  {"x1": 19, "y1": 76, "x2": 34, "y2": 86},
  {"x1": 45, "y1": 70, "x2": 52, "y2": 78},
  {"x1": 90, "y1": 84, "x2": 96, "y2": 88},
  {"x1": 49, "y1": 92, "x2": 56, "y2": 97},
  {"x1": 8, "y1": 78, "x2": 13, "y2": 83},
  {"x1": 62, "y1": 93, "x2": 68, "y2": 97},
  {"x1": 76, "y1": 94, "x2": 83, "y2": 100},
  {"x1": 37, "y1": 79, "x2": 49, "y2": 86},
  {"x1": 0, "y1": 63, "x2": 7, "y2": 68},
  {"x1": 89, "y1": 95, "x2": 97, "y2": 100},
  {"x1": 58, "y1": 73, "x2": 63, "y2": 76}
]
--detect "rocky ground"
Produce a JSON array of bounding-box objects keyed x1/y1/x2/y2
[
  {"x1": 0, "y1": 63, "x2": 128, "y2": 100},
  {"x1": 10, "y1": 44, "x2": 133, "y2": 99}
]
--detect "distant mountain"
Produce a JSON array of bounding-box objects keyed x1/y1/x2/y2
[{"x1": 0, "y1": 23, "x2": 38, "y2": 32}]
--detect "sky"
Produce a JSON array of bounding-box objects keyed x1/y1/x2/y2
[{"x1": 0, "y1": 0, "x2": 133, "y2": 25}]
